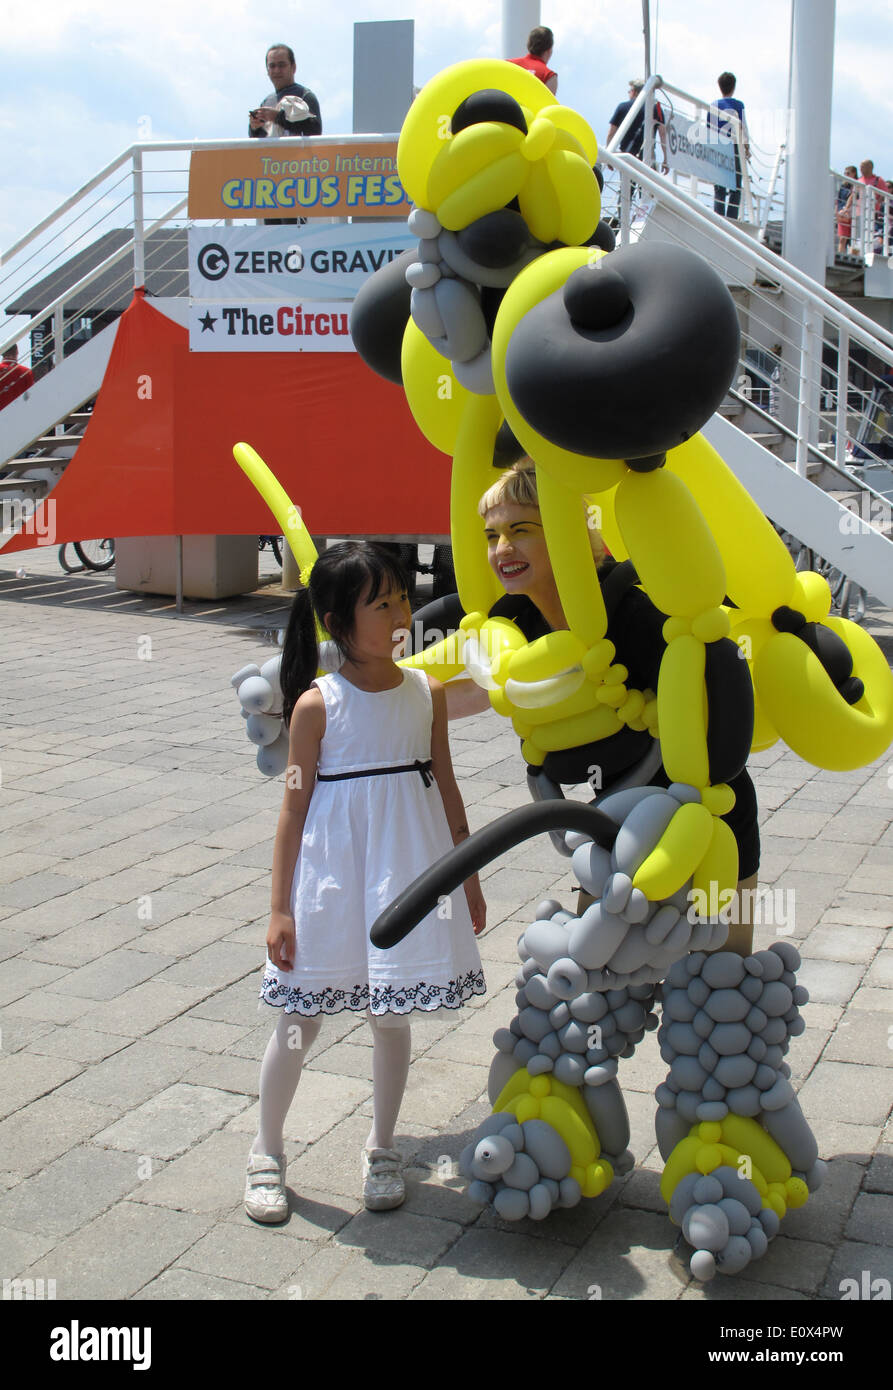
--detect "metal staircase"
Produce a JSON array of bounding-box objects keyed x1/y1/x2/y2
[{"x1": 2, "y1": 130, "x2": 892, "y2": 606}]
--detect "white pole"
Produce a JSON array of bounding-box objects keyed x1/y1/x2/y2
[
  {"x1": 501, "y1": 0, "x2": 540, "y2": 59},
  {"x1": 642, "y1": 0, "x2": 652, "y2": 79},
  {"x1": 784, "y1": 0, "x2": 835, "y2": 282}
]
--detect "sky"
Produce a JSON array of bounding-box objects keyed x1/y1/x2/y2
[{"x1": 1, "y1": 0, "x2": 891, "y2": 255}]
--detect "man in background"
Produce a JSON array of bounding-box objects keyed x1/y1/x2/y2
[
  {"x1": 249, "y1": 44, "x2": 322, "y2": 226},
  {"x1": 509, "y1": 25, "x2": 558, "y2": 95},
  {"x1": 249, "y1": 44, "x2": 322, "y2": 140},
  {"x1": 709, "y1": 72, "x2": 749, "y2": 219},
  {"x1": 606, "y1": 79, "x2": 668, "y2": 182}
]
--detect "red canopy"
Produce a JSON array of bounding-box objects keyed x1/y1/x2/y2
[{"x1": 2, "y1": 290, "x2": 450, "y2": 554}]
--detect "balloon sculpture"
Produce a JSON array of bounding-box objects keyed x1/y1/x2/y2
[{"x1": 232, "y1": 59, "x2": 893, "y2": 1280}]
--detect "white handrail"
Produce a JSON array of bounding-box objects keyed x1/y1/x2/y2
[
  {"x1": 604, "y1": 148, "x2": 893, "y2": 357},
  {"x1": 0, "y1": 196, "x2": 187, "y2": 358}
]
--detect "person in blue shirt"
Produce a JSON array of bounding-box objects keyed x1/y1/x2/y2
[{"x1": 709, "y1": 72, "x2": 749, "y2": 219}]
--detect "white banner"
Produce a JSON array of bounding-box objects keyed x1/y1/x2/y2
[
  {"x1": 189, "y1": 302, "x2": 356, "y2": 352},
  {"x1": 665, "y1": 116, "x2": 737, "y2": 189},
  {"x1": 187, "y1": 223, "x2": 413, "y2": 300}
]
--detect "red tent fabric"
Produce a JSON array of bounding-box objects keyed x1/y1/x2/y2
[{"x1": 2, "y1": 291, "x2": 451, "y2": 554}]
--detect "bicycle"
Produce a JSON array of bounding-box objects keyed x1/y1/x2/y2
[
  {"x1": 258, "y1": 535, "x2": 283, "y2": 566},
  {"x1": 58, "y1": 539, "x2": 116, "y2": 573}
]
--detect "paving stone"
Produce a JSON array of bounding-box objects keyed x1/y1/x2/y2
[
  {"x1": 394, "y1": 1058, "x2": 489, "y2": 1129},
  {"x1": 131, "y1": 913, "x2": 242, "y2": 958},
  {"x1": 808, "y1": 1117, "x2": 881, "y2": 1166},
  {"x1": 0, "y1": 1224, "x2": 59, "y2": 1280},
  {"x1": 0, "y1": 1016, "x2": 56, "y2": 1053},
  {"x1": 22, "y1": 1026, "x2": 132, "y2": 1065},
  {"x1": 680, "y1": 1278, "x2": 808, "y2": 1300},
  {"x1": 93, "y1": 1082, "x2": 250, "y2": 1159},
  {"x1": 782, "y1": 1158, "x2": 865, "y2": 1246},
  {"x1": 796, "y1": 958, "x2": 865, "y2": 1005},
  {"x1": 52, "y1": 1040, "x2": 197, "y2": 1109},
  {"x1": 24, "y1": 916, "x2": 145, "y2": 968},
  {"x1": 821, "y1": 1240, "x2": 893, "y2": 1299},
  {"x1": 47, "y1": 947, "x2": 174, "y2": 1001},
  {"x1": 551, "y1": 1209, "x2": 687, "y2": 1300},
  {"x1": 1, "y1": 872, "x2": 88, "y2": 911},
  {"x1": 864, "y1": 1147, "x2": 893, "y2": 1195},
  {"x1": 153, "y1": 940, "x2": 260, "y2": 991},
  {"x1": 797, "y1": 1061, "x2": 893, "y2": 1127},
  {"x1": 804, "y1": 926, "x2": 887, "y2": 967},
  {"x1": 824, "y1": 1010, "x2": 893, "y2": 1067},
  {"x1": 78, "y1": 980, "x2": 214, "y2": 1036},
  {"x1": 335, "y1": 1206, "x2": 463, "y2": 1268},
  {"x1": 398, "y1": 1168, "x2": 485, "y2": 1227},
  {"x1": 849, "y1": 986, "x2": 893, "y2": 1013},
  {"x1": 19, "y1": 1201, "x2": 213, "y2": 1300},
  {"x1": 135, "y1": 1268, "x2": 267, "y2": 1299},
  {"x1": 0, "y1": 1144, "x2": 144, "y2": 1238},
  {"x1": 845, "y1": 1192, "x2": 893, "y2": 1246},
  {"x1": 149, "y1": 1015, "x2": 254, "y2": 1053},
  {"x1": 178, "y1": 1052, "x2": 261, "y2": 1096},
  {"x1": 231, "y1": 1068, "x2": 372, "y2": 1145},
  {"x1": 0, "y1": 957, "x2": 72, "y2": 1007},
  {"x1": 0, "y1": 1052, "x2": 85, "y2": 1122},
  {"x1": 273, "y1": 1244, "x2": 424, "y2": 1300},
  {"x1": 173, "y1": 1216, "x2": 313, "y2": 1289},
  {"x1": 129, "y1": 1131, "x2": 259, "y2": 1215}
]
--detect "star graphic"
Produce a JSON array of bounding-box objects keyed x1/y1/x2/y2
[{"x1": 199, "y1": 311, "x2": 217, "y2": 332}]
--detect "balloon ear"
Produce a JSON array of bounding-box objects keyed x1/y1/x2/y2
[{"x1": 350, "y1": 249, "x2": 415, "y2": 384}]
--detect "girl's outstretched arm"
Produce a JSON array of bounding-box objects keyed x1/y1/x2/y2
[
  {"x1": 428, "y1": 677, "x2": 487, "y2": 934},
  {"x1": 268, "y1": 686, "x2": 325, "y2": 969}
]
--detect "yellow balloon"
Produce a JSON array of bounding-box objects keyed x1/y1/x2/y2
[
  {"x1": 656, "y1": 634, "x2": 709, "y2": 787},
  {"x1": 401, "y1": 320, "x2": 471, "y2": 456},
  {"x1": 437, "y1": 152, "x2": 526, "y2": 230},
  {"x1": 614, "y1": 469, "x2": 726, "y2": 619},
  {"x1": 755, "y1": 620, "x2": 893, "y2": 771},
  {"x1": 633, "y1": 800, "x2": 715, "y2": 899},
  {"x1": 450, "y1": 393, "x2": 505, "y2": 615},
  {"x1": 233, "y1": 443, "x2": 317, "y2": 572},
  {"x1": 665, "y1": 434, "x2": 796, "y2": 612},
  {"x1": 691, "y1": 816, "x2": 740, "y2": 915},
  {"x1": 535, "y1": 465, "x2": 608, "y2": 647},
  {"x1": 720, "y1": 1115, "x2": 791, "y2": 1184},
  {"x1": 397, "y1": 60, "x2": 555, "y2": 204},
  {"x1": 427, "y1": 123, "x2": 523, "y2": 210}
]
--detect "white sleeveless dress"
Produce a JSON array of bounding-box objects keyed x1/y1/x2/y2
[{"x1": 259, "y1": 666, "x2": 486, "y2": 1017}]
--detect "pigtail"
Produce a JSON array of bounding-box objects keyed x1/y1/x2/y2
[{"x1": 280, "y1": 587, "x2": 319, "y2": 727}]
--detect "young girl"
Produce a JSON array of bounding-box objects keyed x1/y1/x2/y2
[{"x1": 245, "y1": 542, "x2": 486, "y2": 1223}]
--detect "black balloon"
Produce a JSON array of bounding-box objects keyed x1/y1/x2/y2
[
  {"x1": 349, "y1": 248, "x2": 415, "y2": 385},
  {"x1": 502, "y1": 242, "x2": 741, "y2": 460}
]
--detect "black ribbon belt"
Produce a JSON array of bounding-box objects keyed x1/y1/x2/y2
[{"x1": 317, "y1": 759, "x2": 434, "y2": 788}]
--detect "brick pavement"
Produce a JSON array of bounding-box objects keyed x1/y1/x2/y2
[{"x1": 0, "y1": 544, "x2": 891, "y2": 1302}]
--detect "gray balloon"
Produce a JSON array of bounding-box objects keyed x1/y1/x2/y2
[
  {"x1": 528, "y1": 1182, "x2": 554, "y2": 1220},
  {"x1": 670, "y1": 1171, "x2": 703, "y2": 1223},
  {"x1": 760, "y1": 1077, "x2": 795, "y2": 1111},
  {"x1": 717, "y1": 1197, "x2": 753, "y2": 1236},
  {"x1": 410, "y1": 285, "x2": 446, "y2": 339},
  {"x1": 571, "y1": 842, "x2": 613, "y2": 897},
  {"x1": 761, "y1": 1098, "x2": 818, "y2": 1173},
  {"x1": 493, "y1": 1186, "x2": 530, "y2": 1220},
  {"x1": 701, "y1": 952, "x2": 746, "y2": 990},
  {"x1": 683, "y1": 1204, "x2": 730, "y2": 1252},
  {"x1": 696, "y1": 1101, "x2": 729, "y2": 1122},
  {"x1": 569, "y1": 991, "x2": 608, "y2": 1023},
  {"x1": 535, "y1": 899, "x2": 564, "y2": 921},
  {"x1": 753, "y1": 949, "x2": 785, "y2": 982},
  {"x1": 704, "y1": 989, "x2": 750, "y2": 1023},
  {"x1": 717, "y1": 1234, "x2": 753, "y2": 1275},
  {"x1": 645, "y1": 905, "x2": 682, "y2": 947},
  {"x1": 760, "y1": 981, "x2": 794, "y2": 1018},
  {"x1": 488, "y1": 1052, "x2": 521, "y2": 1104},
  {"x1": 521, "y1": 1119, "x2": 572, "y2": 1180},
  {"x1": 512, "y1": 1038, "x2": 538, "y2": 1065},
  {"x1": 713, "y1": 1053, "x2": 757, "y2": 1089},
  {"x1": 517, "y1": 1005, "x2": 554, "y2": 1043},
  {"x1": 606, "y1": 926, "x2": 652, "y2": 976},
  {"x1": 550, "y1": 1002, "x2": 571, "y2": 1028},
  {"x1": 453, "y1": 346, "x2": 495, "y2": 394},
  {"x1": 523, "y1": 920, "x2": 571, "y2": 969},
  {"x1": 663, "y1": 988, "x2": 697, "y2": 1023},
  {"x1": 432, "y1": 277, "x2": 487, "y2": 361},
  {"x1": 567, "y1": 902, "x2": 629, "y2": 970},
  {"x1": 710, "y1": 1023, "x2": 752, "y2": 1057},
  {"x1": 554, "y1": 1054, "x2": 587, "y2": 1086},
  {"x1": 558, "y1": 1176, "x2": 582, "y2": 1208},
  {"x1": 466, "y1": 1179, "x2": 494, "y2": 1205},
  {"x1": 527, "y1": 1053, "x2": 554, "y2": 1076},
  {"x1": 724, "y1": 1084, "x2": 761, "y2": 1116},
  {"x1": 547, "y1": 956, "x2": 588, "y2": 1000},
  {"x1": 655, "y1": 1105, "x2": 690, "y2": 1159},
  {"x1": 612, "y1": 793, "x2": 679, "y2": 877},
  {"x1": 524, "y1": 973, "x2": 559, "y2": 1010},
  {"x1": 502, "y1": 1151, "x2": 540, "y2": 1191}
]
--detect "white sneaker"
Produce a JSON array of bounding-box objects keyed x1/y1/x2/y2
[
  {"x1": 362, "y1": 1147, "x2": 405, "y2": 1211},
  {"x1": 244, "y1": 1152, "x2": 288, "y2": 1223}
]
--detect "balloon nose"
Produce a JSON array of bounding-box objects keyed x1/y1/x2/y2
[{"x1": 563, "y1": 264, "x2": 630, "y2": 331}]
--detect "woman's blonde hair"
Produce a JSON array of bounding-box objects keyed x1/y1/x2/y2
[{"x1": 478, "y1": 460, "x2": 607, "y2": 565}]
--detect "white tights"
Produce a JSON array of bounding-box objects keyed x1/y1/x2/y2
[{"x1": 252, "y1": 1008, "x2": 412, "y2": 1157}]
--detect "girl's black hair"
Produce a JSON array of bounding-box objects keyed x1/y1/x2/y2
[{"x1": 279, "y1": 541, "x2": 410, "y2": 726}]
